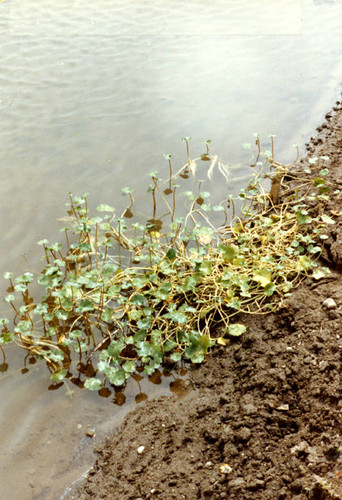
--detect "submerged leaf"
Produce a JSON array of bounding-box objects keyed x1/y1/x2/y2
[
  {"x1": 50, "y1": 370, "x2": 67, "y2": 382},
  {"x1": 97, "y1": 204, "x2": 115, "y2": 212}
]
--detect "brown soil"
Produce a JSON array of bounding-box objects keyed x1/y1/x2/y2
[{"x1": 73, "y1": 103, "x2": 342, "y2": 500}]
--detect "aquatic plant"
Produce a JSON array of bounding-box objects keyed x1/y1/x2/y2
[{"x1": 0, "y1": 139, "x2": 334, "y2": 392}]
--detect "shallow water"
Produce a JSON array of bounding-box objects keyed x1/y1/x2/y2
[{"x1": 1, "y1": 0, "x2": 342, "y2": 498}]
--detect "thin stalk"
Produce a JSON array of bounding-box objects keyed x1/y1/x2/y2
[
  {"x1": 7, "y1": 277, "x2": 14, "y2": 291},
  {"x1": 117, "y1": 220, "x2": 122, "y2": 266},
  {"x1": 168, "y1": 158, "x2": 173, "y2": 189},
  {"x1": 0, "y1": 343, "x2": 5, "y2": 361},
  {"x1": 9, "y1": 300, "x2": 19, "y2": 316},
  {"x1": 95, "y1": 223, "x2": 98, "y2": 269},
  {"x1": 68, "y1": 194, "x2": 78, "y2": 220},
  {"x1": 43, "y1": 243, "x2": 50, "y2": 264},
  {"x1": 185, "y1": 140, "x2": 190, "y2": 164},
  {"x1": 172, "y1": 185, "x2": 177, "y2": 223},
  {"x1": 151, "y1": 179, "x2": 158, "y2": 220},
  {"x1": 64, "y1": 229, "x2": 70, "y2": 249}
]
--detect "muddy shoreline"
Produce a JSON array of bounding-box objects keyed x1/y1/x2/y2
[{"x1": 69, "y1": 103, "x2": 342, "y2": 500}]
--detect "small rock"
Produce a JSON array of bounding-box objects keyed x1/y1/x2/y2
[
  {"x1": 228, "y1": 478, "x2": 246, "y2": 489},
  {"x1": 323, "y1": 297, "x2": 337, "y2": 309},
  {"x1": 307, "y1": 446, "x2": 320, "y2": 464},
  {"x1": 328, "y1": 310, "x2": 339, "y2": 320},
  {"x1": 278, "y1": 488, "x2": 287, "y2": 500},
  {"x1": 291, "y1": 478, "x2": 303, "y2": 493},
  {"x1": 276, "y1": 404, "x2": 289, "y2": 411},
  {"x1": 242, "y1": 403, "x2": 257, "y2": 415},
  {"x1": 247, "y1": 479, "x2": 265, "y2": 490},
  {"x1": 237, "y1": 427, "x2": 251, "y2": 442},
  {"x1": 219, "y1": 463, "x2": 233, "y2": 474},
  {"x1": 319, "y1": 360, "x2": 329, "y2": 371},
  {"x1": 291, "y1": 441, "x2": 309, "y2": 455},
  {"x1": 204, "y1": 461, "x2": 213, "y2": 468},
  {"x1": 86, "y1": 429, "x2": 95, "y2": 438},
  {"x1": 137, "y1": 446, "x2": 145, "y2": 454}
]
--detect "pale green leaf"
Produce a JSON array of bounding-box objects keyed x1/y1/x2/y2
[{"x1": 228, "y1": 323, "x2": 247, "y2": 337}]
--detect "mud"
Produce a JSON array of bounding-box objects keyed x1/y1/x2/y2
[{"x1": 72, "y1": 103, "x2": 342, "y2": 500}]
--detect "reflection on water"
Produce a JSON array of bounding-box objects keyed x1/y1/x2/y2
[
  {"x1": 1, "y1": 0, "x2": 342, "y2": 498},
  {"x1": 0, "y1": 342, "x2": 191, "y2": 500},
  {"x1": 0, "y1": 345, "x2": 191, "y2": 406}
]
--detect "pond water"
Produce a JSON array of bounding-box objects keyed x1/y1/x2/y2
[{"x1": 1, "y1": 0, "x2": 342, "y2": 498}]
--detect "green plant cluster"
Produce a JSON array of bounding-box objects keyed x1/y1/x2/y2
[{"x1": 0, "y1": 140, "x2": 335, "y2": 392}]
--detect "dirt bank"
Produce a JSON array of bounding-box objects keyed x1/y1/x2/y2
[{"x1": 72, "y1": 103, "x2": 342, "y2": 500}]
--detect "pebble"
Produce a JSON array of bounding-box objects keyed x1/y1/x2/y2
[
  {"x1": 228, "y1": 478, "x2": 246, "y2": 489},
  {"x1": 323, "y1": 297, "x2": 337, "y2": 309},
  {"x1": 291, "y1": 478, "x2": 303, "y2": 493},
  {"x1": 237, "y1": 427, "x2": 251, "y2": 442},
  {"x1": 276, "y1": 404, "x2": 289, "y2": 411},
  {"x1": 219, "y1": 463, "x2": 233, "y2": 474},
  {"x1": 86, "y1": 429, "x2": 95, "y2": 438},
  {"x1": 242, "y1": 403, "x2": 257, "y2": 415},
  {"x1": 319, "y1": 360, "x2": 329, "y2": 371},
  {"x1": 291, "y1": 441, "x2": 308, "y2": 455},
  {"x1": 137, "y1": 446, "x2": 145, "y2": 454},
  {"x1": 247, "y1": 479, "x2": 265, "y2": 490}
]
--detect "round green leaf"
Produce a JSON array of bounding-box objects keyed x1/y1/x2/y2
[
  {"x1": 228, "y1": 323, "x2": 247, "y2": 337},
  {"x1": 84, "y1": 378, "x2": 102, "y2": 391}
]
